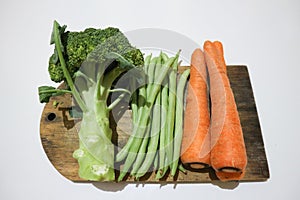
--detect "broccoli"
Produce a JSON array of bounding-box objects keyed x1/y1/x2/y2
[
  {"x1": 39, "y1": 21, "x2": 144, "y2": 181},
  {"x1": 48, "y1": 24, "x2": 143, "y2": 82}
]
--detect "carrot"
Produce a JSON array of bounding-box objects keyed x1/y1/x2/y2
[
  {"x1": 204, "y1": 40, "x2": 247, "y2": 181},
  {"x1": 180, "y1": 48, "x2": 211, "y2": 169}
]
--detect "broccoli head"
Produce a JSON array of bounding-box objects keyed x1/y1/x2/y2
[{"x1": 48, "y1": 26, "x2": 144, "y2": 82}]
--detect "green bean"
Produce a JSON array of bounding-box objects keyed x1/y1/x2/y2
[
  {"x1": 155, "y1": 51, "x2": 182, "y2": 179},
  {"x1": 138, "y1": 54, "x2": 152, "y2": 108},
  {"x1": 153, "y1": 152, "x2": 159, "y2": 171},
  {"x1": 164, "y1": 55, "x2": 179, "y2": 170},
  {"x1": 116, "y1": 55, "x2": 152, "y2": 162},
  {"x1": 117, "y1": 151, "x2": 136, "y2": 181},
  {"x1": 170, "y1": 69, "x2": 190, "y2": 176},
  {"x1": 147, "y1": 56, "x2": 177, "y2": 105},
  {"x1": 144, "y1": 54, "x2": 152, "y2": 75},
  {"x1": 133, "y1": 54, "x2": 163, "y2": 178},
  {"x1": 117, "y1": 55, "x2": 177, "y2": 179},
  {"x1": 156, "y1": 156, "x2": 170, "y2": 179},
  {"x1": 178, "y1": 163, "x2": 187, "y2": 174},
  {"x1": 138, "y1": 86, "x2": 146, "y2": 110},
  {"x1": 130, "y1": 54, "x2": 161, "y2": 175},
  {"x1": 135, "y1": 82, "x2": 161, "y2": 178},
  {"x1": 161, "y1": 52, "x2": 169, "y2": 63},
  {"x1": 147, "y1": 57, "x2": 158, "y2": 80},
  {"x1": 130, "y1": 124, "x2": 150, "y2": 176},
  {"x1": 156, "y1": 77, "x2": 168, "y2": 176},
  {"x1": 117, "y1": 107, "x2": 152, "y2": 181},
  {"x1": 116, "y1": 105, "x2": 149, "y2": 165}
]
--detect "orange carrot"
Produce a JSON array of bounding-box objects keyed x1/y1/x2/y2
[
  {"x1": 180, "y1": 48, "x2": 211, "y2": 169},
  {"x1": 204, "y1": 40, "x2": 247, "y2": 181}
]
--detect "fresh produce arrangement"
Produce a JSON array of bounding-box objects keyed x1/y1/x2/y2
[{"x1": 39, "y1": 21, "x2": 250, "y2": 183}]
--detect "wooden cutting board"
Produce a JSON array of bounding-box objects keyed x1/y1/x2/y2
[{"x1": 40, "y1": 65, "x2": 269, "y2": 183}]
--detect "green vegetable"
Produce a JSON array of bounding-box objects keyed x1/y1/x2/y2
[
  {"x1": 115, "y1": 55, "x2": 154, "y2": 162},
  {"x1": 116, "y1": 51, "x2": 188, "y2": 181},
  {"x1": 38, "y1": 21, "x2": 144, "y2": 181},
  {"x1": 117, "y1": 52, "x2": 182, "y2": 181},
  {"x1": 133, "y1": 55, "x2": 162, "y2": 178},
  {"x1": 38, "y1": 86, "x2": 72, "y2": 103},
  {"x1": 170, "y1": 68, "x2": 190, "y2": 176},
  {"x1": 153, "y1": 152, "x2": 159, "y2": 171},
  {"x1": 117, "y1": 51, "x2": 189, "y2": 181},
  {"x1": 48, "y1": 24, "x2": 143, "y2": 83},
  {"x1": 161, "y1": 52, "x2": 169, "y2": 63},
  {"x1": 134, "y1": 86, "x2": 161, "y2": 179},
  {"x1": 155, "y1": 54, "x2": 180, "y2": 180},
  {"x1": 130, "y1": 124, "x2": 151, "y2": 176},
  {"x1": 156, "y1": 70, "x2": 169, "y2": 178},
  {"x1": 178, "y1": 163, "x2": 187, "y2": 174},
  {"x1": 164, "y1": 54, "x2": 179, "y2": 175}
]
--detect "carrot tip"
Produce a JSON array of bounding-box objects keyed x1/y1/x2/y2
[
  {"x1": 183, "y1": 162, "x2": 210, "y2": 170},
  {"x1": 189, "y1": 163, "x2": 207, "y2": 169},
  {"x1": 219, "y1": 167, "x2": 241, "y2": 173}
]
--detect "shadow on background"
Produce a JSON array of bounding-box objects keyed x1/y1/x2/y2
[
  {"x1": 92, "y1": 182, "x2": 128, "y2": 192},
  {"x1": 92, "y1": 180, "x2": 239, "y2": 191},
  {"x1": 91, "y1": 167, "x2": 240, "y2": 191}
]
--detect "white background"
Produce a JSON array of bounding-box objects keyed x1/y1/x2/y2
[{"x1": 1, "y1": 0, "x2": 299, "y2": 199}]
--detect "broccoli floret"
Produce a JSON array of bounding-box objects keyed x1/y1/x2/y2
[
  {"x1": 87, "y1": 31, "x2": 144, "y2": 66},
  {"x1": 48, "y1": 26, "x2": 143, "y2": 82}
]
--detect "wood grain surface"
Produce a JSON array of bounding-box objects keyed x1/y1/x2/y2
[{"x1": 40, "y1": 65, "x2": 269, "y2": 183}]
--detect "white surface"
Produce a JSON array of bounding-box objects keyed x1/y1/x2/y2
[{"x1": 1, "y1": 0, "x2": 299, "y2": 199}]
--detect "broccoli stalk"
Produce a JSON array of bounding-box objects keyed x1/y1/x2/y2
[
  {"x1": 39, "y1": 21, "x2": 144, "y2": 181},
  {"x1": 50, "y1": 22, "x2": 88, "y2": 112}
]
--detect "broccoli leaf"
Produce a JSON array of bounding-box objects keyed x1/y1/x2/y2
[{"x1": 38, "y1": 86, "x2": 71, "y2": 103}]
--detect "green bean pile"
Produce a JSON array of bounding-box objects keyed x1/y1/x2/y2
[{"x1": 116, "y1": 51, "x2": 190, "y2": 181}]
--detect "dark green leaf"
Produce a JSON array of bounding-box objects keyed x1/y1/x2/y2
[
  {"x1": 39, "y1": 86, "x2": 55, "y2": 103},
  {"x1": 49, "y1": 49, "x2": 59, "y2": 64},
  {"x1": 38, "y1": 86, "x2": 69, "y2": 103}
]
